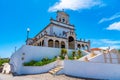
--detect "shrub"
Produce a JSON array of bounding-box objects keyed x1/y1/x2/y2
[
  {"x1": 24, "y1": 60, "x2": 37, "y2": 66},
  {"x1": 23, "y1": 57, "x2": 57, "y2": 66},
  {"x1": 72, "y1": 51, "x2": 76, "y2": 57},
  {"x1": 69, "y1": 50, "x2": 83, "y2": 60},
  {"x1": 68, "y1": 56, "x2": 74, "y2": 60},
  {"x1": 60, "y1": 48, "x2": 68, "y2": 59},
  {"x1": 118, "y1": 49, "x2": 120, "y2": 53},
  {"x1": 77, "y1": 50, "x2": 82, "y2": 57},
  {"x1": 41, "y1": 57, "x2": 49, "y2": 62},
  {"x1": 0, "y1": 58, "x2": 9, "y2": 66}
]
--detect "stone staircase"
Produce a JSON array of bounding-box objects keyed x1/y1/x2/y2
[{"x1": 49, "y1": 66, "x2": 63, "y2": 75}]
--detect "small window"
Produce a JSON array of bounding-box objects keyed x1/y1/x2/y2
[
  {"x1": 59, "y1": 18, "x2": 61, "y2": 21},
  {"x1": 22, "y1": 53, "x2": 25, "y2": 55},
  {"x1": 62, "y1": 18, "x2": 65, "y2": 22},
  {"x1": 21, "y1": 57, "x2": 24, "y2": 60}
]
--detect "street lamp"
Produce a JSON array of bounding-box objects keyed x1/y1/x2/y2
[
  {"x1": 15, "y1": 46, "x2": 17, "y2": 52},
  {"x1": 26, "y1": 28, "x2": 30, "y2": 44}
]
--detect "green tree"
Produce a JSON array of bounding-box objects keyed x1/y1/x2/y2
[
  {"x1": 118, "y1": 49, "x2": 120, "y2": 53},
  {"x1": 0, "y1": 58, "x2": 9, "y2": 66},
  {"x1": 77, "y1": 50, "x2": 82, "y2": 57},
  {"x1": 72, "y1": 51, "x2": 76, "y2": 57},
  {"x1": 60, "y1": 48, "x2": 68, "y2": 59}
]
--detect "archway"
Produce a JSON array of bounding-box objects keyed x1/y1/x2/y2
[
  {"x1": 37, "y1": 43, "x2": 40, "y2": 46},
  {"x1": 42, "y1": 40, "x2": 44, "y2": 46},
  {"x1": 85, "y1": 45, "x2": 89, "y2": 51},
  {"x1": 68, "y1": 36, "x2": 75, "y2": 49},
  {"x1": 82, "y1": 44, "x2": 85, "y2": 50},
  {"x1": 55, "y1": 40, "x2": 59, "y2": 48},
  {"x1": 61, "y1": 41, "x2": 65, "y2": 48},
  {"x1": 48, "y1": 39, "x2": 53, "y2": 47},
  {"x1": 77, "y1": 44, "x2": 81, "y2": 49},
  {"x1": 40, "y1": 42, "x2": 41, "y2": 46}
]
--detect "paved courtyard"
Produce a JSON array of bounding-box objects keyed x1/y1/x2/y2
[{"x1": 0, "y1": 73, "x2": 87, "y2": 80}]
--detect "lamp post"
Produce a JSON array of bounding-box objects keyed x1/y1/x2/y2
[
  {"x1": 15, "y1": 46, "x2": 17, "y2": 52},
  {"x1": 26, "y1": 28, "x2": 30, "y2": 45}
]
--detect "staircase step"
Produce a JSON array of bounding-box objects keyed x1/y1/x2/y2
[
  {"x1": 49, "y1": 71, "x2": 55, "y2": 74},
  {"x1": 49, "y1": 66, "x2": 63, "y2": 75}
]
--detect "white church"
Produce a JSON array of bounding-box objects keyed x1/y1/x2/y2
[
  {"x1": 9, "y1": 11, "x2": 120, "y2": 80},
  {"x1": 10, "y1": 11, "x2": 91, "y2": 75},
  {"x1": 26, "y1": 11, "x2": 90, "y2": 51}
]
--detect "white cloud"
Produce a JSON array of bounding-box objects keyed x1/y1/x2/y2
[
  {"x1": 48, "y1": 0, "x2": 103, "y2": 12},
  {"x1": 100, "y1": 39, "x2": 120, "y2": 44},
  {"x1": 106, "y1": 21, "x2": 120, "y2": 31},
  {"x1": 99, "y1": 45, "x2": 120, "y2": 50},
  {"x1": 99, "y1": 12, "x2": 120, "y2": 23},
  {"x1": 91, "y1": 39, "x2": 120, "y2": 49}
]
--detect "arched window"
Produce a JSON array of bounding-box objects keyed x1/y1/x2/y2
[
  {"x1": 68, "y1": 36, "x2": 75, "y2": 49},
  {"x1": 82, "y1": 44, "x2": 85, "y2": 50},
  {"x1": 62, "y1": 18, "x2": 65, "y2": 22},
  {"x1": 40, "y1": 42, "x2": 41, "y2": 46},
  {"x1": 55, "y1": 40, "x2": 59, "y2": 48},
  {"x1": 59, "y1": 18, "x2": 61, "y2": 22},
  {"x1": 77, "y1": 44, "x2": 81, "y2": 49},
  {"x1": 48, "y1": 39, "x2": 53, "y2": 47},
  {"x1": 85, "y1": 45, "x2": 89, "y2": 51},
  {"x1": 61, "y1": 41, "x2": 65, "y2": 48},
  {"x1": 42, "y1": 40, "x2": 44, "y2": 46}
]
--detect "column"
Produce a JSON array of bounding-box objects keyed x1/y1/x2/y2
[
  {"x1": 59, "y1": 42, "x2": 61, "y2": 48},
  {"x1": 53, "y1": 40, "x2": 55, "y2": 48},
  {"x1": 44, "y1": 37, "x2": 48, "y2": 47},
  {"x1": 75, "y1": 41, "x2": 77, "y2": 50},
  {"x1": 66, "y1": 40, "x2": 68, "y2": 49}
]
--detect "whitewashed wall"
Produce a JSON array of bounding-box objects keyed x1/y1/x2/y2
[
  {"x1": 64, "y1": 60, "x2": 120, "y2": 80},
  {"x1": 20, "y1": 61, "x2": 57, "y2": 75},
  {"x1": 53, "y1": 26, "x2": 69, "y2": 36},
  {"x1": 10, "y1": 45, "x2": 78, "y2": 75},
  {"x1": 88, "y1": 54, "x2": 105, "y2": 63}
]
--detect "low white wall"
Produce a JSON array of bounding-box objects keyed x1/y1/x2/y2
[
  {"x1": 20, "y1": 61, "x2": 57, "y2": 75},
  {"x1": 10, "y1": 45, "x2": 89, "y2": 75},
  {"x1": 64, "y1": 60, "x2": 120, "y2": 80},
  {"x1": 10, "y1": 45, "x2": 85, "y2": 75}
]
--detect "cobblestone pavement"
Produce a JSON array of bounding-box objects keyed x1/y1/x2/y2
[{"x1": 0, "y1": 73, "x2": 86, "y2": 80}]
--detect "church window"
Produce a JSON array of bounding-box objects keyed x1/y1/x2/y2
[
  {"x1": 21, "y1": 57, "x2": 24, "y2": 60},
  {"x1": 61, "y1": 41, "x2": 65, "y2": 48},
  {"x1": 22, "y1": 53, "x2": 25, "y2": 55},
  {"x1": 62, "y1": 18, "x2": 65, "y2": 22},
  {"x1": 48, "y1": 39, "x2": 53, "y2": 47},
  {"x1": 59, "y1": 18, "x2": 61, "y2": 22}
]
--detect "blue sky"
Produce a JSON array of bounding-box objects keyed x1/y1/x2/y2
[{"x1": 0, "y1": 0, "x2": 120, "y2": 58}]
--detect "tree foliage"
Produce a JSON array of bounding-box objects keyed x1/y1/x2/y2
[
  {"x1": 77, "y1": 50, "x2": 82, "y2": 57},
  {"x1": 0, "y1": 58, "x2": 9, "y2": 66},
  {"x1": 72, "y1": 51, "x2": 76, "y2": 57},
  {"x1": 60, "y1": 48, "x2": 68, "y2": 59}
]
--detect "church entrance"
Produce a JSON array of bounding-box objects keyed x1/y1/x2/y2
[{"x1": 68, "y1": 36, "x2": 75, "y2": 49}]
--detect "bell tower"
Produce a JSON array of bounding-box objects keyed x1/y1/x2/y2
[{"x1": 56, "y1": 11, "x2": 69, "y2": 24}]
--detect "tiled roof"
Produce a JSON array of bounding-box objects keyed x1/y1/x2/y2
[{"x1": 91, "y1": 48, "x2": 102, "y2": 51}]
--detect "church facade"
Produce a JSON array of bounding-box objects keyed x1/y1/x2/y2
[{"x1": 26, "y1": 11, "x2": 90, "y2": 51}]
